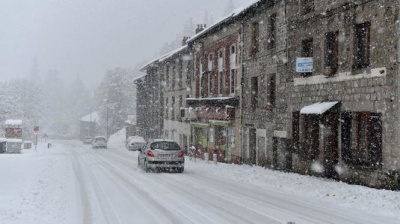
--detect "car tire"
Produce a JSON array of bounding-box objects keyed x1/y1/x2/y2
[
  {"x1": 144, "y1": 161, "x2": 150, "y2": 173},
  {"x1": 177, "y1": 167, "x2": 184, "y2": 173}
]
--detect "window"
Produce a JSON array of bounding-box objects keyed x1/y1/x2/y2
[
  {"x1": 186, "y1": 63, "x2": 190, "y2": 86},
  {"x1": 354, "y1": 22, "x2": 371, "y2": 69},
  {"x1": 218, "y1": 50, "x2": 224, "y2": 95},
  {"x1": 301, "y1": 38, "x2": 313, "y2": 75},
  {"x1": 268, "y1": 14, "x2": 276, "y2": 49},
  {"x1": 325, "y1": 31, "x2": 339, "y2": 71},
  {"x1": 200, "y1": 61, "x2": 204, "y2": 97},
  {"x1": 229, "y1": 46, "x2": 236, "y2": 95},
  {"x1": 302, "y1": 38, "x2": 313, "y2": 57},
  {"x1": 171, "y1": 97, "x2": 175, "y2": 120},
  {"x1": 251, "y1": 22, "x2": 259, "y2": 57},
  {"x1": 250, "y1": 77, "x2": 258, "y2": 109},
  {"x1": 230, "y1": 69, "x2": 235, "y2": 95},
  {"x1": 301, "y1": 0, "x2": 314, "y2": 15},
  {"x1": 208, "y1": 71, "x2": 213, "y2": 97},
  {"x1": 165, "y1": 98, "x2": 169, "y2": 120},
  {"x1": 267, "y1": 74, "x2": 276, "y2": 106},
  {"x1": 341, "y1": 112, "x2": 382, "y2": 167},
  {"x1": 165, "y1": 65, "x2": 170, "y2": 88},
  {"x1": 172, "y1": 65, "x2": 176, "y2": 89},
  {"x1": 178, "y1": 60, "x2": 183, "y2": 88},
  {"x1": 208, "y1": 53, "x2": 213, "y2": 71}
]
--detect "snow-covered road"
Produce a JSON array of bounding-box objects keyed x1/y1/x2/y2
[{"x1": 1, "y1": 141, "x2": 399, "y2": 224}]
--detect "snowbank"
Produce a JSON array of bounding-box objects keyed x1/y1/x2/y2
[{"x1": 107, "y1": 128, "x2": 126, "y2": 150}]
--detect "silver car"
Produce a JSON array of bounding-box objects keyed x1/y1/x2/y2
[
  {"x1": 92, "y1": 136, "x2": 107, "y2": 149},
  {"x1": 138, "y1": 139, "x2": 184, "y2": 173},
  {"x1": 125, "y1": 136, "x2": 146, "y2": 151}
]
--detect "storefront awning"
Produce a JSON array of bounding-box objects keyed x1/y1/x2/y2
[{"x1": 300, "y1": 101, "x2": 340, "y2": 115}]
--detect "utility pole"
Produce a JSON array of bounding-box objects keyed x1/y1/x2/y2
[{"x1": 104, "y1": 99, "x2": 109, "y2": 139}]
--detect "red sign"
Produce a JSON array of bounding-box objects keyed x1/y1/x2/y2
[{"x1": 34, "y1": 126, "x2": 39, "y2": 132}]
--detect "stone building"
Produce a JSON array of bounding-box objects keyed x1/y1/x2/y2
[
  {"x1": 136, "y1": 63, "x2": 163, "y2": 140},
  {"x1": 284, "y1": 0, "x2": 400, "y2": 188},
  {"x1": 241, "y1": 0, "x2": 289, "y2": 168},
  {"x1": 160, "y1": 44, "x2": 193, "y2": 149},
  {"x1": 135, "y1": 0, "x2": 400, "y2": 188}
]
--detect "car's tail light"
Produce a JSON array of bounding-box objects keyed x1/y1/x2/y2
[
  {"x1": 178, "y1": 151, "x2": 184, "y2": 157},
  {"x1": 147, "y1": 150, "x2": 155, "y2": 157}
]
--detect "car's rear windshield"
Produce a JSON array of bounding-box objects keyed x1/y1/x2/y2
[
  {"x1": 150, "y1": 141, "x2": 180, "y2": 151},
  {"x1": 96, "y1": 137, "x2": 106, "y2": 141}
]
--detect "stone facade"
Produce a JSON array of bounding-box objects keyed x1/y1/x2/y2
[
  {"x1": 136, "y1": 65, "x2": 164, "y2": 140},
  {"x1": 136, "y1": 0, "x2": 400, "y2": 188},
  {"x1": 284, "y1": 0, "x2": 400, "y2": 188},
  {"x1": 241, "y1": 0, "x2": 289, "y2": 168},
  {"x1": 160, "y1": 46, "x2": 192, "y2": 149}
]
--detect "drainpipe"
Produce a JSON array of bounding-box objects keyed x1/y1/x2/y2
[{"x1": 240, "y1": 19, "x2": 245, "y2": 164}]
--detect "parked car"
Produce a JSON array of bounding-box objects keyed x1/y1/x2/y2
[
  {"x1": 83, "y1": 136, "x2": 92, "y2": 144},
  {"x1": 125, "y1": 136, "x2": 146, "y2": 151},
  {"x1": 138, "y1": 139, "x2": 184, "y2": 173},
  {"x1": 92, "y1": 136, "x2": 107, "y2": 149}
]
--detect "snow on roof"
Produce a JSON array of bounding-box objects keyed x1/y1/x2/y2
[
  {"x1": 5, "y1": 120, "x2": 22, "y2": 125},
  {"x1": 187, "y1": 96, "x2": 237, "y2": 101},
  {"x1": 6, "y1": 139, "x2": 23, "y2": 143},
  {"x1": 133, "y1": 74, "x2": 147, "y2": 82},
  {"x1": 140, "y1": 45, "x2": 188, "y2": 71},
  {"x1": 300, "y1": 101, "x2": 340, "y2": 115},
  {"x1": 186, "y1": 0, "x2": 261, "y2": 43},
  {"x1": 80, "y1": 111, "x2": 99, "y2": 123},
  {"x1": 158, "y1": 45, "x2": 188, "y2": 62}
]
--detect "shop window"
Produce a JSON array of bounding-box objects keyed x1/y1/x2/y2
[
  {"x1": 353, "y1": 22, "x2": 371, "y2": 69},
  {"x1": 341, "y1": 112, "x2": 382, "y2": 167}
]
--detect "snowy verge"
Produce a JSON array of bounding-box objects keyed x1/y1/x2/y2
[
  {"x1": 0, "y1": 142, "x2": 80, "y2": 224},
  {"x1": 184, "y1": 159, "x2": 400, "y2": 220}
]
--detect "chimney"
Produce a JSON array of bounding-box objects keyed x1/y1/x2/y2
[
  {"x1": 182, "y1": 36, "x2": 190, "y2": 46},
  {"x1": 195, "y1": 24, "x2": 206, "y2": 34}
]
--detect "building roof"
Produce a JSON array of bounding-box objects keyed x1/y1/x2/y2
[
  {"x1": 140, "y1": 45, "x2": 188, "y2": 71},
  {"x1": 5, "y1": 120, "x2": 22, "y2": 125},
  {"x1": 186, "y1": 0, "x2": 261, "y2": 43}
]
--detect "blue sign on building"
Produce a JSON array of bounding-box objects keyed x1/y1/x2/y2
[{"x1": 296, "y1": 57, "x2": 313, "y2": 73}]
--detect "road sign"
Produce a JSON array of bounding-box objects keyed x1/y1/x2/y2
[{"x1": 34, "y1": 126, "x2": 39, "y2": 132}]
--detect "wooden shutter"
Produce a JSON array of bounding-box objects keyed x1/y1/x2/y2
[
  {"x1": 369, "y1": 113, "x2": 382, "y2": 166},
  {"x1": 292, "y1": 111, "x2": 300, "y2": 153},
  {"x1": 341, "y1": 111, "x2": 352, "y2": 163}
]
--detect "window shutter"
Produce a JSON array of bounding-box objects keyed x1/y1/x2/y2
[
  {"x1": 341, "y1": 111, "x2": 352, "y2": 163},
  {"x1": 369, "y1": 113, "x2": 382, "y2": 166},
  {"x1": 292, "y1": 111, "x2": 300, "y2": 153}
]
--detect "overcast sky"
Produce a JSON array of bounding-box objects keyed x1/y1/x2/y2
[{"x1": 0, "y1": 0, "x2": 249, "y2": 88}]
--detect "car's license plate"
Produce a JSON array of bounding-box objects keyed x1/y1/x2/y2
[{"x1": 158, "y1": 154, "x2": 170, "y2": 158}]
